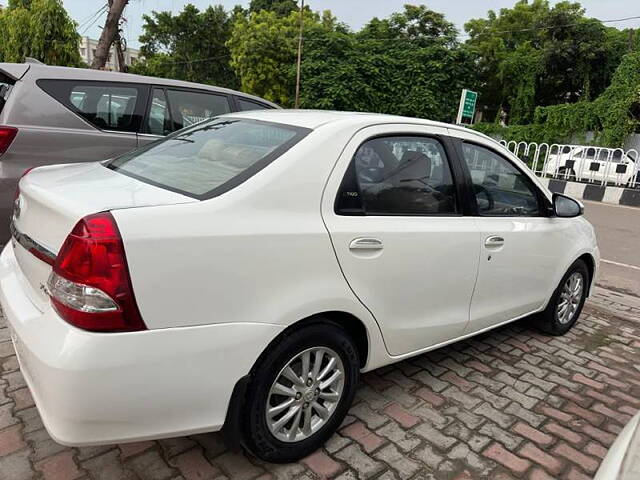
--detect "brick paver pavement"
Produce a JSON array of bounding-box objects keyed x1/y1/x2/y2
[{"x1": 1, "y1": 289, "x2": 639, "y2": 480}]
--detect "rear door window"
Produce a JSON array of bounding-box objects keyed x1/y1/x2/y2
[
  {"x1": 166, "y1": 89, "x2": 231, "y2": 130},
  {"x1": 336, "y1": 136, "x2": 458, "y2": 215},
  {"x1": 37, "y1": 80, "x2": 147, "y2": 133}
]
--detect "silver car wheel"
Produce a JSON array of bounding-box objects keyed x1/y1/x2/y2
[
  {"x1": 556, "y1": 272, "x2": 584, "y2": 324},
  {"x1": 266, "y1": 347, "x2": 345, "y2": 443}
]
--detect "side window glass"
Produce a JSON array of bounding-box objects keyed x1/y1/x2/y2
[
  {"x1": 337, "y1": 136, "x2": 457, "y2": 215},
  {"x1": 611, "y1": 151, "x2": 624, "y2": 163},
  {"x1": 166, "y1": 90, "x2": 231, "y2": 130},
  {"x1": 69, "y1": 85, "x2": 138, "y2": 131},
  {"x1": 145, "y1": 88, "x2": 172, "y2": 136},
  {"x1": 597, "y1": 150, "x2": 608, "y2": 162},
  {"x1": 462, "y1": 143, "x2": 541, "y2": 216},
  {"x1": 237, "y1": 97, "x2": 271, "y2": 111}
]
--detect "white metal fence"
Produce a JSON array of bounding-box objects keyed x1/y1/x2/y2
[{"x1": 499, "y1": 141, "x2": 640, "y2": 189}]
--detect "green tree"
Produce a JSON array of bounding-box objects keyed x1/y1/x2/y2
[
  {"x1": 474, "y1": 51, "x2": 640, "y2": 147},
  {"x1": 360, "y1": 4, "x2": 458, "y2": 47},
  {"x1": 0, "y1": 0, "x2": 81, "y2": 66},
  {"x1": 227, "y1": 8, "x2": 336, "y2": 105},
  {"x1": 132, "y1": 4, "x2": 237, "y2": 88},
  {"x1": 249, "y1": 0, "x2": 297, "y2": 16},
  {"x1": 299, "y1": 5, "x2": 475, "y2": 121},
  {"x1": 465, "y1": 0, "x2": 629, "y2": 124}
]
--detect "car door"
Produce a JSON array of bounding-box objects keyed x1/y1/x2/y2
[
  {"x1": 450, "y1": 130, "x2": 569, "y2": 333},
  {"x1": 322, "y1": 124, "x2": 481, "y2": 356},
  {"x1": 137, "y1": 87, "x2": 233, "y2": 147}
]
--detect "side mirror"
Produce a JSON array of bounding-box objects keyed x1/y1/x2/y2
[{"x1": 553, "y1": 193, "x2": 584, "y2": 218}]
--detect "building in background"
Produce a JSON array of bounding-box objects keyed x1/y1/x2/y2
[{"x1": 78, "y1": 37, "x2": 140, "y2": 71}]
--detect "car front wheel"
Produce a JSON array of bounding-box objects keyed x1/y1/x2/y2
[
  {"x1": 535, "y1": 259, "x2": 589, "y2": 335},
  {"x1": 242, "y1": 321, "x2": 360, "y2": 463}
]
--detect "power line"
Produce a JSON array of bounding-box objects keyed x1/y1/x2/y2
[
  {"x1": 79, "y1": 4, "x2": 109, "y2": 35},
  {"x1": 78, "y1": 4, "x2": 108, "y2": 29},
  {"x1": 77, "y1": 4, "x2": 107, "y2": 27}
]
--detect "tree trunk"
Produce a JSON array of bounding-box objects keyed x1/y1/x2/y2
[{"x1": 91, "y1": 0, "x2": 128, "y2": 70}]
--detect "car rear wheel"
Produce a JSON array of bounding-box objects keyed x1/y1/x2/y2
[
  {"x1": 242, "y1": 322, "x2": 360, "y2": 463},
  {"x1": 535, "y1": 259, "x2": 589, "y2": 335}
]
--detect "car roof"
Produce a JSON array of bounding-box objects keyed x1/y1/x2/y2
[
  {"x1": 1, "y1": 62, "x2": 279, "y2": 108},
  {"x1": 225, "y1": 109, "x2": 484, "y2": 136}
]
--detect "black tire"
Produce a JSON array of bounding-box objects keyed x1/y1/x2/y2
[
  {"x1": 242, "y1": 321, "x2": 360, "y2": 463},
  {"x1": 535, "y1": 259, "x2": 589, "y2": 335},
  {"x1": 558, "y1": 167, "x2": 577, "y2": 182}
]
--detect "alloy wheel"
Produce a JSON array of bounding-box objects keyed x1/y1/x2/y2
[
  {"x1": 266, "y1": 347, "x2": 345, "y2": 443},
  {"x1": 556, "y1": 272, "x2": 584, "y2": 324}
]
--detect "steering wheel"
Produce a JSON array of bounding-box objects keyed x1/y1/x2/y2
[
  {"x1": 474, "y1": 184, "x2": 495, "y2": 213},
  {"x1": 398, "y1": 177, "x2": 441, "y2": 195}
]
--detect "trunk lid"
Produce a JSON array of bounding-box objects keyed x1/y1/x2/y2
[{"x1": 12, "y1": 162, "x2": 196, "y2": 309}]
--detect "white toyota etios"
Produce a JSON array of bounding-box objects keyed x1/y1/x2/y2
[{"x1": 0, "y1": 110, "x2": 599, "y2": 462}]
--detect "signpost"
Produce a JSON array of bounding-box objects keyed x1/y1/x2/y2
[{"x1": 456, "y1": 89, "x2": 478, "y2": 125}]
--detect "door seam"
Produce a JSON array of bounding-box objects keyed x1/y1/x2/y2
[
  {"x1": 466, "y1": 217, "x2": 483, "y2": 334},
  {"x1": 317, "y1": 126, "x2": 394, "y2": 357}
]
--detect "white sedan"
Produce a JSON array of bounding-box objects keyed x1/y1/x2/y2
[
  {"x1": 0, "y1": 110, "x2": 599, "y2": 462},
  {"x1": 543, "y1": 146, "x2": 638, "y2": 186},
  {"x1": 595, "y1": 412, "x2": 640, "y2": 480}
]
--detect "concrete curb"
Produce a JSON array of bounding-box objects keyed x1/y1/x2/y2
[{"x1": 538, "y1": 177, "x2": 640, "y2": 207}]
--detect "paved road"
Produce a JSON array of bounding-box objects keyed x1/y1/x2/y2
[
  {"x1": 583, "y1": 201, "x2": 640, "y2": 298},
  {"x1": 1, "y1": 292, "x2": 639, "y2": 480}
]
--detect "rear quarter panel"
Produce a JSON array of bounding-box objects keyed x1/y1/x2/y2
[{"x1": 112, "y1": 125, "x2": 389, "y2": 370}]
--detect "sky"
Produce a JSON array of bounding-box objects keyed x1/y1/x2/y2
[{"x1": 64, "y1": 0, "x2": 640, "y2": 49}]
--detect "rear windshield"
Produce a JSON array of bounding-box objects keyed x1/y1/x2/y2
[{"x1": 106, "y1": 118, "x2": 310, "y2": 199}]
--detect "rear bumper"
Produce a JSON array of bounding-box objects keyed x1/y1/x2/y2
[{"x1": 0, "y1": 243, "x2": 283, "y2": 446}]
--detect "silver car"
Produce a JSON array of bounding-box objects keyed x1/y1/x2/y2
[{"x1": 0, "y1": 62, "x2": 278, "y2": 241}]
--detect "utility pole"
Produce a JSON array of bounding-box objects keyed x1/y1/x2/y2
[
  {"x1": 294, "y1": 0, "x2": 304, "y2": 109},
  {"x1": 91, "y1": 0, "x2": 128, "y2": 70}
]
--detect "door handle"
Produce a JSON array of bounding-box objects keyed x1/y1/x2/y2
[
  {"x1": 484, "y1": 236, "x2": 505, "y2": 248},
  {"x1": 349, "y1": 238, "x2": 384, "y2": 251}
]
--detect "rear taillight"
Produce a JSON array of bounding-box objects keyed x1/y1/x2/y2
[
  {"x1": 47, "y1": 212, "x2": 146, "y2": 332},
  {"x1": 0, "y1": 126, "x2": 17, "y2": 156}
]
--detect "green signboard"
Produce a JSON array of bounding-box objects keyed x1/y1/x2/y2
[
  {"x1": 456, "y1": 89, "x2": 478, "y2": 124},
  {"x1": 462, "y1": 90, "x2": 477, "y2": 118}
]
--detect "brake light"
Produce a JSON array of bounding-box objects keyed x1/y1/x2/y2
[
  {"x1": 47, "y1": 212, "x2": 146, "y2": 332},
  {"x1": 0, "y1": 126, "x2": 17, "y2": 156}
]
